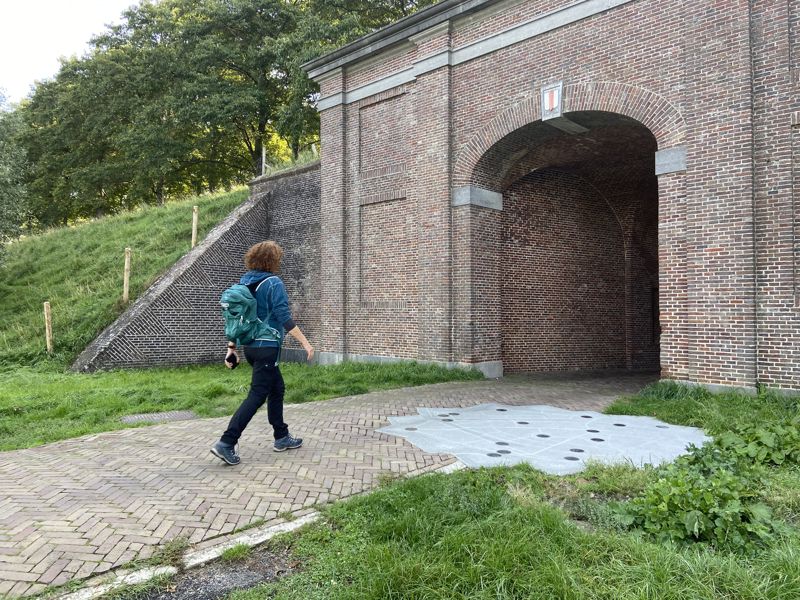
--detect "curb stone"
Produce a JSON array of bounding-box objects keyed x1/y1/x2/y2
[
  {"x1": 52, "y1": 516, "x2": 318, "y2": 600},
  {"x1": 55, "y1": 567, "x2": 178, "y2": 600},
  {"x1": 182, "y1": 512, "x2": 320, "y2": 570}
]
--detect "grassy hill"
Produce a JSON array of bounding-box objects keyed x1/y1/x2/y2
[
  {"x1": 0, "y1": 185, "x2": 481, "y2": 450},
  {"x1": 0, "y1": 188, "x2": 249, "y2": 371}
]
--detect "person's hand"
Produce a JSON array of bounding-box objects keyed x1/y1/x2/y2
[
  {"x1": 305, "y1": 344, "x2": 314, "y2": 361},
  {"x1": 225, "y1": 347, "x2": 239, "y2": 369}
]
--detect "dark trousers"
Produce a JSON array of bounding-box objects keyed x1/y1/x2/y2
[{"x1": 221, "y1": 346, "x2": 289, "y2": 445}]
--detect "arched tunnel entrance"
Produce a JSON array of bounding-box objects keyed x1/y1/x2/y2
[{"x1": 474, "y1": 112, "x2": 660, "y2": 374}]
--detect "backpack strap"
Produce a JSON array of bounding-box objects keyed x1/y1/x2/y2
[
  {"x1": 244, "y1": 275, "x2": 277, "y2": 295},
  {"x1": 249, "y1": 276, "x2": 281, "y2": 330},
  {"x1": 249, "y1": 276, "x2": 283, "y2": 350}
]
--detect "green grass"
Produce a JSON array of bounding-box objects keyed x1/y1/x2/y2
[
  {"x1": 262, "y1": 150, "x2": 319, "y2": 178},
  {"x1": 605, "y1": 380, "x2": 798, "y2": 434},
  {"x1": 0, "y1": 187, "x2": 248, "y2": 371},
  {"x1": 224, "y1": 382, "x2": 800, "y2": 600},
  {"x1": 767, "y1": 465, "x2": 800, "y2": 526},
  {"x1": 0, "y1": 361, "x2": 481, "y2": 450},
  {"x1": 99, "y1": 573, "x2": 176, "y2": 600},
  {"x1": 221, "y1": 543, "x2": 252, "y2": 562},
  {"x1": 144, "y1": 536, "x2": 190, "y2": 568},
  {"x1": 0, "y1": 182, "x2": 482, "y2": 451},
  {"x1": 230, "y1": 467, "x2": 800, "y2": 600}
]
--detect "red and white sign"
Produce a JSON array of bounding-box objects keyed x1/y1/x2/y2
[
  {"x1": 541, "y1": 82, "x2": 563, "y2": 120},
  {"x1": 545, "y1": 88, "x2": 558, "y2": 112}
]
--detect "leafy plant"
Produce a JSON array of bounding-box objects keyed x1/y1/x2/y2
[
  {"x1": 714, "y1": 419, "x2": 800, "y2": 467},
  {"x1": 612, "y1": 386, "x2": 799, "y2": 554},
  {"x1": 619, "y1": 465, "x2": 775, "y2": 552},
  {"x1": 618, "y1": 444, "x2": 779, "y2": 553}
]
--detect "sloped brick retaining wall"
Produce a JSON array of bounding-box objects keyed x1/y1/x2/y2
[{"x1": 72, "y1": 162, "x2": 320, "y2": 372}]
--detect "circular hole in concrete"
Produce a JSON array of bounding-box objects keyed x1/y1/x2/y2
[
  {"x1": 497, "y1": 450, "x2": 511, "y2": 455},
  {"x1": 614, "y1": 423, "x2": 626, "y2": 427},
  {"x1": 496, "y1": 442, "x2": 510, "y2": 446},
  {"x1": 581, "y1": 415, "x2": 593, "y2": 419},
  {"x1": 517, "y1": 421, "x2": 529, "y2": 425},
  {"x1": 405, "y1": 427, "x2": 417, "y2": 431},
  {"x1": 570, "y1": 448, "x2": 585, "y2": 453},
  {"x1": 590, "y1": 438, "x2": 605, "y2": 442},
  {"x1": 587, "y1": 429, "x2": 600, "y2": 433},
  {"x1": 496, "y1": 408, "x2": 508, "y2": 412},
  {"x1": 564, "y1": 456, "x2": 580, "y2": 461},
  {"x1": 441, "y1": 418, "x2": 453, "y2": 422},
  {"x1": 536, "y1": 434, "x2": 550, "y2": 438},
  {"x1": 487, "y1": 453, "x2": 502, "y2": 457}
]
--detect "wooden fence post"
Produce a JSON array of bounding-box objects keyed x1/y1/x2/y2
[
  {"x1": 191, "y1": 205, "x2": 199, "y2": 248},
  {"x1": 44, "y1": 301, "x2": 53, "y2": 354},
  {"x1": 123, "y1": 247, "x2": 131, "y2": 303}
]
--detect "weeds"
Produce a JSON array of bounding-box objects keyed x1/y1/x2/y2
[{"x1": 221, "y1": 543, "x2": 252, "y2": 562}]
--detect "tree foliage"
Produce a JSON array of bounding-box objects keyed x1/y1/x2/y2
[
  {"x1": 309, "y1": 0, "x2": 438, "y2": 37},
  {"x1": 11, "y1": 0, "x2": 436, "y2": 228},
  {"x1": 0, "y1": 94, "x2": 28, "y2": 261}
]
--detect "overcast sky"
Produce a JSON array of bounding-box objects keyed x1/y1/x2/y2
[{"x1": 0, "y1": 0, "x2": 138, "y2": 104}]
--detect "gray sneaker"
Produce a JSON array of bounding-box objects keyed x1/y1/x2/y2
[
  {"x1": 273, "y1": 435, "x2": 303, "y2": 452},
  {"x1": 210, "y1": 441, "x2": 240, "y2": 465}
]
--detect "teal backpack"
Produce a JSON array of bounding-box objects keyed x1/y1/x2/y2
[{"x1": 220, "y1": 278, "x2": 281, "y2": 346}]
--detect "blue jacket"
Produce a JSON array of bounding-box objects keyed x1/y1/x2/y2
[{"x1": 240, "y1": 270, "x2": 295, "y2": 347}]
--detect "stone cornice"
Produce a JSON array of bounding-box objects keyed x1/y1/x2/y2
[
  {"x1": 312, "y1": 0, "x2": 638, "y2": 111},
  {"x1": 303, "y1": 0, "x2": 494, "y2": 80}
]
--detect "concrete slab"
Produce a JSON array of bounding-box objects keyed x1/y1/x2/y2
[{"x1": 378, "y1": 403, "x2": 708, "y2": 475}]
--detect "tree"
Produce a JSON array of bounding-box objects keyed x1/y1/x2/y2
[
  {"x1": 177, "y1": 0, "x2": 310, "y2": 169},
  {"x1": 0, "y1": 94, "x2": 28, "y2": 262},
  {"x1": 22, "y1": 58, "x2": 132, "y2": 224},
  {"x1": 308, "y1": 0, "x2": 440, "y2": 40},
  {"x1": 95, "y1": 0, "x2": 255, "y2": 199},
  {"x1": 15, "y1": 0, "x2": 438, "y2": 226}
]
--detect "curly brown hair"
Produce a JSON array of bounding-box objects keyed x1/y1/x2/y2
[{"x1": 244, "y1": 241, "x2": 283, "y2": 273}]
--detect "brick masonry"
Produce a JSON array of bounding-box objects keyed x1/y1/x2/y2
[
  {"x1": 72, "y1": 163, "x2": 321, "y2": 371},
  {"x1": 303, "y1": 0, "x2": 800, "y2": 393},
  {"x1": 75, "y1": 0, "x2": 800, "y2": 393}
]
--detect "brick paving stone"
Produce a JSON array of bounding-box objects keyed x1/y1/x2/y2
[
  {"x1": 0, "y1": 580, "x2": 15, "y2": 595},
  {"x1": 0, "y1": 374, "x2": 653, "y2": 598},
  {"x1": 36, "y1": 558, "x2": 69, "y2": 584},
  {"x1": 9, "y1": 582, "x2": 31, "y2": 597},
  {"x1": 0, "y1": 570, "x2": 38, "y2": 583}
]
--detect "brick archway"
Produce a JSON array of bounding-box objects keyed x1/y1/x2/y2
[
  {"x1": 450, "y1": 82, "x2": 683, "y2": 376},
  {"x1": 453, "y1": 81, "x2": 685, "y2": 188}
]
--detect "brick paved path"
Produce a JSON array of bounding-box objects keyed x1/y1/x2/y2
[{"x1": 0, "y1": 373, "x2": 655, "y2": 598}]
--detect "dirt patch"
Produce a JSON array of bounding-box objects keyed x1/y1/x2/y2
[{"x1": 140, "y1": 544, "x2": 298, "y2": 600}]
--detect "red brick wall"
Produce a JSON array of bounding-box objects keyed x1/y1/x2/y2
[
  {"x1": 319, "y1": 69, "x2": 347, "y2": 357},
  {"x1": 358, "y1": 92, "x2": 412, "y2": 176},
  {"x1": 339, "y1": 82, "x2": 422, "y2": 359},
  {"x1": 751, "y1": 0, "x2": 800, "y2": 391},
  {"x1": 73, "y1": 163, "x2": 321, "y2": 371},
  {"x1": 502, "y1": 169, "x2": 627, "y2": 372},
  {"x1": 309, "y1": 0, "x2": 800, "y2": 392},
  {"x1": 680, "y1": 1, "x2": 756, "y2": 388}
]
